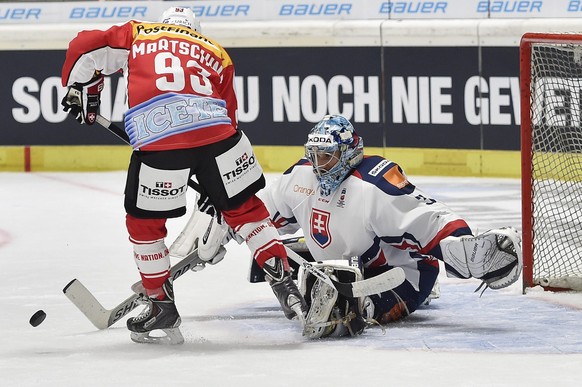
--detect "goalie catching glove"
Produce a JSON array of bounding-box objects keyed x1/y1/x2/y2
[
  {"x1": 439, "y1": 227, "x2": 522, "y2": 291},
  {"x1": 61, "y1": 73, "x2": 104, "y2": 125}
]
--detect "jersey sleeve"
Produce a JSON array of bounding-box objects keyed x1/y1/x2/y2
[
  {"x1": 258, "y1": 161, "x2": 308, "y2": 235},
  {"x1": 358, "y1": 156, "x2": 469, "y2": 255},
  {"x1": 61, "y1": 22, "x2": 133, "y2": 86}
]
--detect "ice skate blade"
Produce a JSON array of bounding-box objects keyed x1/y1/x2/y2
[{"x1": 130, "y1": 328, "x2": 184, "y2": 345}]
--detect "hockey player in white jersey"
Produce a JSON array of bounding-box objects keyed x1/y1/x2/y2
[{"x1": 255, "y1": 114, "x2": 522, "y2": 338}]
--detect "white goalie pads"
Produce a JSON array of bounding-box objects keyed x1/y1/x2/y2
[
  {"x1": 298, "y1": 259, "x2": 365, "y2": 339},
  {"x1": 439, "y1": 227, "x2": 523, "y2": 289},
  {"x1": 170, "y1": 210, "x2": 229, "y2": 263}
]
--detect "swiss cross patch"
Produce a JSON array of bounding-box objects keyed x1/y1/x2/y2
[{"x1": 310, "y1": 209, "x2": 331, "y2": 248}]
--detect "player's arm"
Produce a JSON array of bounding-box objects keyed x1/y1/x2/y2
[
  {"x1": 367, "y1": 162, "x2": 521, "y2": 290},
  {"x1": 61, "y1": 23, "x2": 133, "y2": 85},
  {"x1": 61, "y1": 23, "x2": 133, "y2": 124}
]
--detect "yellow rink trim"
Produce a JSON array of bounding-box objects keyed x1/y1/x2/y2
[
  {"x1": 0, "y1": 145, "x2": 521, "y2": 178},
  {"x1": 531, "y1": 151, "x2": 582, "y2": 181}
]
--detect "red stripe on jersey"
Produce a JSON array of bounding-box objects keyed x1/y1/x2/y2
[
  {"x1": 420, "y1": 219, "x2": 470, "y2": 254},
  {"x1": 367, "y1": 250, "x2": 388, "y2": 268}
]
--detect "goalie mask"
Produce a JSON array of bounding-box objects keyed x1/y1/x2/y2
[
  {"x1": 299, "y1": 259, "x2": 366, "y2": 339},
  {"x1": 159, "y1": 7, "x2": 201, "y2": 32},
  {"x1": 305, "y1": 115, "x2": 364, "y2": 196}
]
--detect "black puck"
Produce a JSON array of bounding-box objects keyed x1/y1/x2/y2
[{"x1": 29, "y1": 310, "x2": 46, "y2": 327}]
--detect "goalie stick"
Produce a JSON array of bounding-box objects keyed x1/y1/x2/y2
[
  {"x1": 63, "y1": 247, "x2": 225, "y2": 330},
  {"x1": 284, "y1": 244, "x2": 406, "y2": 298}
]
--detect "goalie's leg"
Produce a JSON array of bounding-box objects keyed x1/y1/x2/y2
[
  {"x1": 299, "y1": 260, "x2": 366, "y2": 339},
  {"x1": 365, "y1": 259, "x2": 439, "y2": 324}
]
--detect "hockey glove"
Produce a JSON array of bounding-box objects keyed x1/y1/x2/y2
[
  {"x1": 61, "y1": 74, "x2": 104, "y2": 125},
  {"x1": 196, "y1": 189, "x2": 241, "y2": 246},
  {"x1": 197, "y1": 190, "x2": 219, "y2": 218}
]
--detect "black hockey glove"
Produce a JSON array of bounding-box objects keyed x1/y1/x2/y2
[{"x1": 61, "y1": 73, "x2": 104, "y2": 125}]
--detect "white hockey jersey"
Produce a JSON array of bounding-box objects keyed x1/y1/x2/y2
[{"x1": 259, "y1": 155, "x2": 472, "y2": 289}]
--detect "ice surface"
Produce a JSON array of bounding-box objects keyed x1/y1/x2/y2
[{"x1": 1, "y1": 172, "x2": 581, "y2": 386}]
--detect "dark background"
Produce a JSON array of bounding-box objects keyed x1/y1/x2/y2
[{"x1": 1, "y1": 45, "x2": 521, "y2": 150}]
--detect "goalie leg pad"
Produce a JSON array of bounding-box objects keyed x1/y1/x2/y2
[
  {"x1": 169, "y1": 210, "x2": 204, "y2": 259},
  {"x1": 170, "y1": 210, "x2": 230, "y2": 262},
  {"x1": 299, "y1": 261, "x2": 365, "y2": 339}
]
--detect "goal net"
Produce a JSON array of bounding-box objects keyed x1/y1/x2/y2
[{"x1": 520, "y1": 33, "x2": 582, "y2": 291}]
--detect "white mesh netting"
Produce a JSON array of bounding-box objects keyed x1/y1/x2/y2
[{"x1": 527, "y1": 41, "x2": 582, "y2": 289}]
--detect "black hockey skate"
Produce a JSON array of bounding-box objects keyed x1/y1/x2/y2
[
  {"x1": 263, "y1": 257, "x2": 308, "y2": 322},
  {"x1": 127, "y1": 279, "x2": 184, "y2": 345}
]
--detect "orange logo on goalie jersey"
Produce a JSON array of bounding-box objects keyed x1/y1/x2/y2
[{"x1": 383, "y1": 166, "x2": 409, "y2": 189}]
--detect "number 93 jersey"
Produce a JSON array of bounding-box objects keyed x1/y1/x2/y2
[{"x1": 61, "y1": 21, "x2": 237, "y2": 150}]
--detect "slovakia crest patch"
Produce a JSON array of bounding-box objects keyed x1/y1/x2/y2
[{"x1": 310, "y1": 209, "x2": 331, "y2": 248}]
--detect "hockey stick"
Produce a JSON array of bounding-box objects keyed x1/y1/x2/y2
[
  {"x1": 284, "y1": 245, "x2": 406, "y2": 298},
  {"x1": 95, "y1": 114, "x2": 130, "y2": 143},
  {"x1": 94, "y1": 115, "x2": 404, "y2": 298},
  {"x1": 63, "y1": 246, "x2": 226, "y2": 330}
]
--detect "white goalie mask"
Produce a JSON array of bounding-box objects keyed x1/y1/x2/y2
[
  {"x1": 299, "y1": 259, "x2": 365, "y2": 339},
  {"x1": 159, "y1": 7, "x2": 201, "y2": 32},
  {"x1": 305, "y1": 115, "x2": 364, "y2": 196}
]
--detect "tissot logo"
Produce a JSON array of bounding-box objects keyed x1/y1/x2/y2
[
  {"x1": 236, "y1": 153, "x2": 249, "y2": 166},
  {"x1": 156, "y1": 182, "x2": 172, "y2": 189},
  {"x1": 140, "y1": 183, "x2": 186, "y2": 197},
  {"x1": 222, "y1": 153, "x2": 256, "y2": 180}
]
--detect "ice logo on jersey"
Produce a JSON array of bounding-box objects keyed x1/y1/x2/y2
[{"x1": 310, "y1": 209, "x2": 331, "y2": 248}]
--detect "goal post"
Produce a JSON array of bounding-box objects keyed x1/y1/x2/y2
[{"x1": 520, "y1": 32, "x2": 582, "y2": 292}]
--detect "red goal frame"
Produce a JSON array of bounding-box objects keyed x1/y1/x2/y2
[{"x1": 520, "y1": 32, "x2": 582, "y2": 292}]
